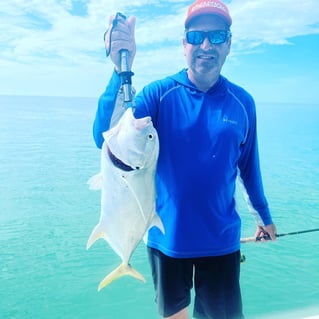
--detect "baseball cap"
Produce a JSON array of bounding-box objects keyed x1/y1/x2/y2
[{"x1": 185, "y1": 0, "x2": 232, "y2": 28}]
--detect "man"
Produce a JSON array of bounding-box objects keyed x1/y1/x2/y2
[{"x1": 93, "y1": 0, "x2": 277, "y2": 318}]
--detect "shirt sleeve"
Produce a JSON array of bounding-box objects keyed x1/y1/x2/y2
[
  {"x1": 93, "y1": 70, "x2": 122, "y2": 149},
  {"x1": 237, "y1": 98, "x2": 273, "y2": 226}
]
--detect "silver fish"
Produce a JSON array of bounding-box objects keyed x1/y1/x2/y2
[{"x1": 87, "y1": 107, "x2": 164, "y2": 291}]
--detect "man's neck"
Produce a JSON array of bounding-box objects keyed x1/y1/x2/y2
[{"x1": 187, "y1": 69, "x2": 219, "y2": 92}]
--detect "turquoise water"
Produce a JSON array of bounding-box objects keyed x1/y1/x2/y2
[{"x1": 1, "y1": 95, "x2": 318, "y2": 319}]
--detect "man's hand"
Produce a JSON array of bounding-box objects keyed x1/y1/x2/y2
[
  {"x1": 255, "y1": 224, "x2": 277, "y2": 241},
  {"x1": 104, "y1": 14, "x2": 136, "y2": 72}
]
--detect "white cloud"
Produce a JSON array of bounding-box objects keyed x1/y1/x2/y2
[
  {"x1": 3, "y1": 0, "x2": 317, "y2": 64},
  {"x1": 0, "y1": 0, "x2": 318, "y2": 98},
  {"x1": 230, "y1": 0, "x2": 319, "y2": 49}
]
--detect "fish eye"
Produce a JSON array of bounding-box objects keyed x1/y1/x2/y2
[{"x1": 148, "y1": 134, "x2": 154, "y2": 140}]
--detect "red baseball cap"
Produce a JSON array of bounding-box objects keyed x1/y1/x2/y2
[{"x1": 185, "y1": 0, "x2": 232, "y2": 28}]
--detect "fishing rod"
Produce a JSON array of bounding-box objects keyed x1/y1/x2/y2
[
  {"x1": 240, "y1": 228, "x2": 319, "y2": 244},
  {"x1": 240, "y1": 228, "x2": 319, "y2": 263}
]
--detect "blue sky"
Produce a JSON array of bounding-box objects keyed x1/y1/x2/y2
[{"x1": 1, "y1": 0, "x2": 319, "y2": 104}]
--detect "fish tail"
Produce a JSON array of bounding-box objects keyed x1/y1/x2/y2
[{"x1": 98, "y1": 263, "x2": 146, "y2": 291}]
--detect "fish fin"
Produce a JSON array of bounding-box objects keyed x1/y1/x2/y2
[
  {"x1": 102, "y1": 128, "x2": 117, "y2": 140},
  {"x1": 151, "y1": 213, "x2": 165, "y2": 235},
  {"x1": 143, "y1": 213, "x2": 165, "y2": 244},
  {"x1": 102, "y1": 131, "x2": 109, "y2": 139},
  {"x1": 143, "y1": 231, "x2": 149, "y2": 244},
  {"x1": 98, "y1": 263, "x2": 146, "y2": 291},
  {"x1": 103, "y1": 126, "x2": 120, "y2": 146},
  {"x1": 86, "y1": 224, "x2": 106, "y2": 250},
  {"x1": 87, "y1": 173, "x2": 103, "y2": 190}
]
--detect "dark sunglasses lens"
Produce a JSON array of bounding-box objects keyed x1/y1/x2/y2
[
  {"x1": 186, "y1": 31, "x2": 204, "y2": 45},
  {"x1": 208, "y1": 31, "x2": 228, "y2": 44},
  {"x1": 186, "y1": 30, "x2": 230, "y2": 45}
]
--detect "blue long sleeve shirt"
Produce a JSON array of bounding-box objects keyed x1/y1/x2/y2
[{"x1": 93, "y1": 69, "x2": 273, "y2": 258}]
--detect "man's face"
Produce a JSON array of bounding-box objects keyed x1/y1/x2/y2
[{"x1": 183, "y1": 14, "x2": 231, "y2": 80}]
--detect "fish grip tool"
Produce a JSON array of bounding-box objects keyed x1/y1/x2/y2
[{"x1": 104, "y1": 12, "x2": 134, "y2": 103}]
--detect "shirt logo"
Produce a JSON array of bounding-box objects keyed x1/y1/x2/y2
[{"x1": 223, "y1": 116, "x2": 238, "y2": 125}]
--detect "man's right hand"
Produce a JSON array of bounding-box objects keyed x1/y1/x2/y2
[{"x1": 104, "y1": 14, "x2": 136, "y2": 72}]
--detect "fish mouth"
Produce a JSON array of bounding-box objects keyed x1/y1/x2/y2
[{"x1": 107, "y1": 146, "x2": 137, "y2": 172}]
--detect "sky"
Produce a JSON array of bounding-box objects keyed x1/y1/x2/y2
[{"x1": 0, "y1": 0, "x2": 319, "y2": 104}]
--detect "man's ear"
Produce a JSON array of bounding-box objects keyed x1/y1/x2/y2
[
  {"x1": 182, "y1": 37, "x2": 187, "y2": 48},
  {"x1": 226, "y1": 37, "x2": 232, "y2": 55}
]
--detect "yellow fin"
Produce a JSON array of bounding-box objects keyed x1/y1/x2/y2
[
  {"x1": 86, "y1": 224, "x2": 106, "y2": 250},
  {"x1": 98, "y1": 263, "x2": 146, "y2": 291}
]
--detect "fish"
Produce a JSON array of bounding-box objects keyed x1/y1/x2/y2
[{"x1": 87, "y1": 107, "x2": 164, "y2": 291}]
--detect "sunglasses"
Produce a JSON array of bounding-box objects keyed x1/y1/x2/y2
[{"x1": 185, "y1": 30, "x2": 231, "y2": 45}]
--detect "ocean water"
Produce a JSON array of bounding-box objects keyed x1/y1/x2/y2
[{"x1": 0, "y1": 95, "x2": 318, "y2": 319}]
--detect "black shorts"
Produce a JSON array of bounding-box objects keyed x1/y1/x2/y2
[{"x1": 147, "y1": 247, "x2": 244, "y2": 319}]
